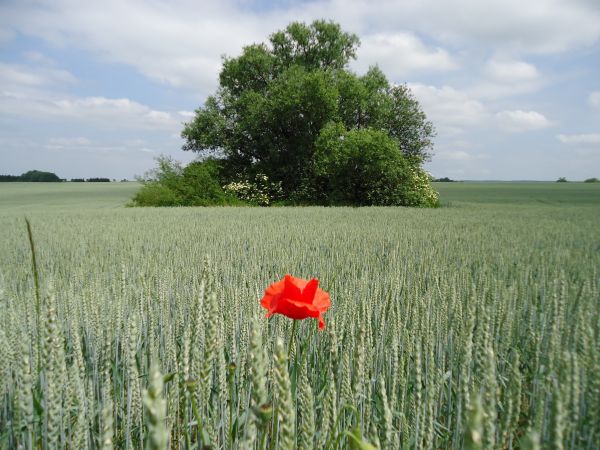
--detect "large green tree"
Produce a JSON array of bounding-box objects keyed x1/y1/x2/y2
[{"x1": 182, "y1": 20, "x2": 435, "y2": 203}]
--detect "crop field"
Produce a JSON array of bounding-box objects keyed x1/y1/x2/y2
[{"x1": 0, "y1": 182, "x2": 599, "y2": 449}]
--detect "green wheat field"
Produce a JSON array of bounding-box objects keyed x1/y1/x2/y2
[{"x1": 1, "y1": 182, "x2": 599, "y2": 449}]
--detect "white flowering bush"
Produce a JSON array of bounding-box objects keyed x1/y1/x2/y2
[
  {"x1": 402, "y1": 165, "x2": 440, "y2": 207},
  {"x1": 223, "y1": 173, "x2": 283, "y2": 206}
]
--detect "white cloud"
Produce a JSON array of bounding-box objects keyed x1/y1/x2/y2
[
  {"x1": 353, "y1": 32, "x2": 457, "y2": 78},
  {"x1": 2, "y1": 0, "x2": 597, "y2": 96},
  {"x1": 0, "y1": 91, "x2": 179, "y2": 131},
  {"x1": 178, "y1": 110, "x2": 195, "y2": 118},
  {"x1": 1, "y1": 0, "x2": 270, "y2": 93},
  {"x1": 468, "y1": 80, "x2": 545, "y2": 100},
  {"x1": 23, "y1": 51, "x2": 57, "y2": 66},
  {"x1": 557, "y1": 133, "x2": 600, "y2": 145},
  {"x1": 464, "y1": 57, "x2": 545, "y2": 99},
  {"x1": 0, "y1": 62, "x2": 77, "y2": 87},
  {"x1": 408, "y1": 83, "x2": 487, "y2": 129},
  {"x1": 46, "y1": 137, "x2": 91, "y2": 148},
  {"x1": 436, "y1": 150, "x2": 488, "y2": 161},
  {"x1": 589, "y1": 91, "x2": 600, "y2": 109},
  {"x1": 50, "y1": 97, "x2": 175, "y2": 129},
  {"x1": 42, "y1": 136, "x2": 170, "y2": 161},
  {"x1": 496, "y1": 110, "x2": 552, "y2": 132},
  {"x1": 320, "y1": 0, "x2": 600, "y2": 53},
  {"x1": 485, "y1": 58, "x2": 539, "y2": 82},
  {"x1": 437, "y1": 150, "x2": 470, "y2": 161}
]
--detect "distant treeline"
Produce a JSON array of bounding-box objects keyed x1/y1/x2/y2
[
  {"x1": 0, "y1": 175, "x2": 21, "y2": 182},
  {"x1": 0, "y1": 171, "x2": 114, "y2": 182},
  {"x1": 0, "y1": 170, "x2": 61, "y2": 182},
  {"x1": 433, "y1": 177, "x2": 460, "y2": 182}
]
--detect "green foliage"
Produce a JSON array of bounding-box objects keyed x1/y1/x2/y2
[
  {"x1": 142, "y1": 155, "x2": 184, "y2": 189},
  {"x1": 312, "y1": 123, "x2": 439, "y2": 206},
  {"x1": 131, "y1": 156, "x2": 242, "y2": 206},
  {"x1": 131, "y1": 182, "x2": 180, "y2": 207},
  {"x1": 557, "y1": 177, "x2": 568, "y2": 182},
  {"x1": 182, "y1": 20, "x2": 437, "y2": 206},
  {"x1": 269, "y1": 20, "x2": 360, "y2": 71},
  {"x1": 584, "y1": 177, "x2": 599, "y2": 183},
  {"x1": 180, "y1": 159, "x2": 238, "y2": 206}
]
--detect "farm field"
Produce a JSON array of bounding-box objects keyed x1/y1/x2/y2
[
  {"x1": 0, "y1": 181, "x2": 141, "y2": 211},
  {"x1": 0, "y1": 182, "x2": 599, "y2": 449}
]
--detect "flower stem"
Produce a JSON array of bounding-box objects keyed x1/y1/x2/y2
[{"x1": 287, "y1": 320, "x2": 298, "y2": 359}]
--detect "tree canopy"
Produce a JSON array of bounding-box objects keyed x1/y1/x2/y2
[
  {"x1": 179, "y1": 20, "x2": 437, "y2": 206},
  {"x1": 0, "y1": 170, "x2": 62, "y2": 182}
]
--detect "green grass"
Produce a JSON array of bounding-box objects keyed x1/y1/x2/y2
[{"x1": 0, "y1": 182, "x2": 598, "y2": 449}]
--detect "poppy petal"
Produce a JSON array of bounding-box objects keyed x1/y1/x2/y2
[
  {"x1": 313, "y1": 290, "x2": 331, "y2": 311},
  {"x1": 302, "y1": 278, "x2": 319, "y2": 303},
  {"x1": 283, "y1": 274, "x2": 303, "y2": 300},
  {"x1": 265, "y1": 278, "x2": 285, "y2": 297},
  {"x1": 278, "y1": 297, "x2": 320, "y2": 319}
]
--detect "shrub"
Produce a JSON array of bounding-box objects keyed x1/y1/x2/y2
[
  {"x1": 584, "y1": 177, "x2": 598, "y2": 183},
  {"x1": 131, "y1": 156, "x2": 242, "y2": 207},
  {"x1": 312, "y1": 122, "x2": 439, "y2": 206},
  {"x1": 142, "y1": 155, "x2": 183, "y2": 191},
  {"x1": 556, "y1": 177, "x2": 568, "y2": 183},
  {"x1": 180, "y1": 159, "x2": 242, "y2": 206},
  {"x1": 131, "y1": 182, "x2": 181, "y2": 206}
]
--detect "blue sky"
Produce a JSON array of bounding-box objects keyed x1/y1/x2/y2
[{"x1": 1, "y1": 0, "x2": 599, "y2": 180}]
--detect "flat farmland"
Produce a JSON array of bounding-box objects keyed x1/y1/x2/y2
[{"x1": 0, "y1": 182, "x2": 599, "y2": 449}]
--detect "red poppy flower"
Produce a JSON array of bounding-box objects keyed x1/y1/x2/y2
[{"x1": 260, "y1": 274, "x2": 331, "y2": 329}]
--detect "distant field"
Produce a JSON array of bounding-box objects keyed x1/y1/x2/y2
[
  {"x1": 1, "y1": 181, "x2": 598, "y2": 212},
  {"x1": 0, "y1": 181, "x2": 599, "y2": 449},
  {"x1": 434, "y1": 181, "x2": 600, "y2": 206},
  {"x1": 0, "y1": 181, "x2": 140, "y2": 211}
]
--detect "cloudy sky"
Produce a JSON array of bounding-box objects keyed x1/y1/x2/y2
[{"x1": 1, "y1": 0, "x2": 599, "y2": 180}]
